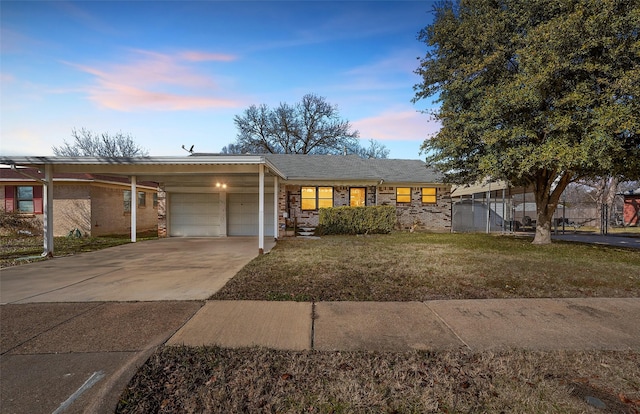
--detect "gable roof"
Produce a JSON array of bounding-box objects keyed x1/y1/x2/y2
[{"x1": 264, "y1": 154, "x2": 443, "y2": 183}]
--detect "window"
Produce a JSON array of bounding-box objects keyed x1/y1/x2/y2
[
  {"x1": 124, "y1": 190, "x2": 131, "y2": 213},
  {"x1": 301, "y1": 186, "x2": 333, "y2": 210},
  {"x1": 350, "y1": 187, "x2": 366, "y2": 207},
  {"x1": 318, "y1": 187, "x2": 333, "y2": 208},
  {"x1": 301, "y1": 187, "x2": 316, "y2": 210},
  {"x1": 396, "y1": 187, "x2": 411, "y2": 203},
  {"x1": 153, "y1": 193, "x2": 158, "y2": 208},
  {"x1": 138, "y1": 191, "x2": 146, "y2": 207},
  {"x1": 422, "y1": 187, "x2": 437, "y2": 204},
  {"x1": 4, "y1": 186, "x2": 41, "y2": 214},
  {"x1": 16, "y1": 186, "x2": 34, "y2": 212}
]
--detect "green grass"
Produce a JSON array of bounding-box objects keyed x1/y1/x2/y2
[{"x1": 211, "y1": 232, "x2": 640, "y2": 301}]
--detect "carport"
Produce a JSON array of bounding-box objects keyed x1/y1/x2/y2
[{"x1": 0, "y1": 155, "x2": 285, "y2": 255}]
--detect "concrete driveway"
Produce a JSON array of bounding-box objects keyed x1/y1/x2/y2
[
  {"x1": 0, "y1": 237, "x2": 275, "y2": 304},
  {"x1": 1, "y1": 237, "x2": 274, "y2": 413}
]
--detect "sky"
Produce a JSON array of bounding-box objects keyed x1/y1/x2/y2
[{"x1": 1, "y1": 0, "x2": 441, "y2": 160}]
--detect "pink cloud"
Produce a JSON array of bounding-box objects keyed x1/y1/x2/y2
[
  {"x1": 67, "y1": 49, "x2": 242, "y2": 111},
  {"x1": 89, "y1": 82, "x2": 238, "y2": 111},
  {"x1": 180, "y1": 51, "x2": 237, "y2": 62},
  {"x1": 352, "y1": 110, "x2": 441, "y2": 142}
]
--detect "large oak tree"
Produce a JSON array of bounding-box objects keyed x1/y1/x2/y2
[{"x1": 414, "y1": 0, "x2": 640, "y2": 244}]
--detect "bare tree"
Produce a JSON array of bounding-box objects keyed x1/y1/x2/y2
[
  {"x1": 53, "y1": 128, "x2": 148, "y2": 157},
  {"x1": 352, "y1": 139, "x2": 390, "y2": 159},
  {"x1": 230, "y1": 94, "x2": 386, "y2": 156}
]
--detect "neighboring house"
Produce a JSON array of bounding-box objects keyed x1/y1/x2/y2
[
  {"x1": 1, "y1": 167, "x2": 158, "y2": 236},
  {"x1": 622, "y1": 188, "x2": 640, "y2": 226},
  {"x1": 0, "y1": 154, "x2": 451, "y2": 254}
]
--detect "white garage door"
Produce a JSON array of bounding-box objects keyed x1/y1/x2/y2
[
  {"x1": 228, "y1": 193, "x2": 274, "y2": 236},
  {"x1": 169, "y1": 193, "x2": 220, "y2": 237}
]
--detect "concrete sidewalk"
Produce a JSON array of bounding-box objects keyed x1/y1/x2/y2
[
  {"x1": 1, "y1": 301, "x2": 203, "y2": 414},
  {"x1": 2, "y1": 298, "x2": 639, "y2": 414},
  {"x1": 168, "y1": 298, "x2": 640, "y2": 352}
]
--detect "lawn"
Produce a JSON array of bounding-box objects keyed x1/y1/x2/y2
[
  {"x1": 212, "y1": 232, "x2": 640, "y2": 301},
  {"x1": 4, "y1": 231, "x2": 638, "y2": 412},
  {"x1": 0, "y1": 231, "x2": 158, "y2": 268},
  {"x1": 117, "y1": 347, "x2": 640, "y2": 413},
  {"x1": 112, "y1": 232, "x2": 640, "y2": 413}
]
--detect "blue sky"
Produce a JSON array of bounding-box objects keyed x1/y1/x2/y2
[{"x1": 1, "y1": 1, "x2": 440, "y2": 159}]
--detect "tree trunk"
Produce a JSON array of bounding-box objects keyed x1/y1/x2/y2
[{"x1": 532, "y1": 171, "x2": 572, "y2": 245}]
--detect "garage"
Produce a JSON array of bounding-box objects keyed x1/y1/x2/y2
[
  {"x1": 228, "y1": 193, "x2": 275, "y2": 237},
  {"x1": 169, "y1": 193, "x2": 220, "y2": 237}
]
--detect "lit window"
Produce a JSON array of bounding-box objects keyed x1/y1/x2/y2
[
  {"x1": 301, "y1": 187, "x2": 333, "y2": 210},
  {"x1": 350, "y1": 188, "x2": 366, "y2": 207},
  {"x1": 124, "y1": 190, "x2": 131, "y2": 213},
  {"x1": 17, "y1": 186, "x2": 34, "y2": 212},
  {"x1": 422, "y1": 187, "x2": 437, "y2": 204},
  {"x1": 301, "y1": 187, "x2": 316, "y2": 210},
  {"x1": 396, "y1": 187, "x2": 411, "y2": 203},
  {"x1": 318, "y1": 187, "x2": 333, "y2": 208},
  {"x1": 138, "y1": 191, "x2": 146, "y2": 207}
]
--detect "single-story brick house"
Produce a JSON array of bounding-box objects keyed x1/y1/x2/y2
[
  {"x1": 1, "y1": 167, "x2": 158, "y2": 236},
  {"x1": 0, "y1": 154, "x2": 451, "y2": 254},
  {"x1": 622, "y1": 188, "x2": 640, "y2": 226}
]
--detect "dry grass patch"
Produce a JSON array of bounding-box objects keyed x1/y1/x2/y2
[
  {"x1": 117, "y1": 347, "x2": 640, "y2": 413},
  {"x1": 0, "y1": 232, "x2": 158, "y2": 268},
  {"x1": 211, "y1": 233, "x2": 640, "y2": 301}
]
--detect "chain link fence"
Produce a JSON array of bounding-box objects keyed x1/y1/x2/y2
[{"x1": 451, "y1": 191, "x2": 629, "y2": 234}]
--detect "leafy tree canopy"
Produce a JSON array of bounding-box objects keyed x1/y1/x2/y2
[
  {"x1": 414, "y1": 0, "x2": 640, "y2": 243},
  {"x1": 224, "y1": 93, "x2": 388, "y2": 158},
  {"x1": 53, "y1": 128, "x2": 148, "y2": 157}
]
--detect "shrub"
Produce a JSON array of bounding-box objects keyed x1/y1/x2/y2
[
  {"x1": 0, "y1": 209, "x2": 42, "y2": 236},
  {"x1": 318, "y1": 205, "x2": 396, "y2": 235}
]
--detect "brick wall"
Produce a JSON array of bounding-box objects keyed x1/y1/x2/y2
[
  {"x1": 377, "y1": 186, "x2": 452, "y2": 231},
  {"x1": 91, "y1": 185, "x2": 157, "y2": 236},
  {"x1": 277, "y1": 184, "x2": 451, "y2": 235},
  {"x1": 157, "y1": 187, "x2": 167, "y2": 237},
  {"x1": 1, "y1": 183, "x2": 158, "y2": 236}
]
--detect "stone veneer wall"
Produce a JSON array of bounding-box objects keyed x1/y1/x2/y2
[{"x1": 277, "y1": 184, "x2": 451, "y2": 236}]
